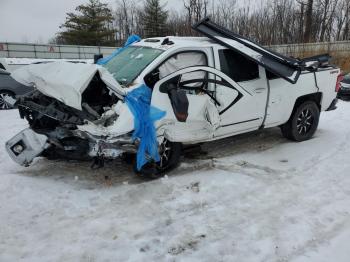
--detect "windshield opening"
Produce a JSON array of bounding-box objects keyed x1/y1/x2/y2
[{"x1": 103, "y1": 46, "x2": 164, "y2": 86}]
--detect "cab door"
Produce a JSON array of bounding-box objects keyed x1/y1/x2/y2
[
  {"x1": 213, "y1": 48, "x2": 269, "y2": 138},
  {"x1": 151, "y1": 66, "x2": 256, "y2": 143}
]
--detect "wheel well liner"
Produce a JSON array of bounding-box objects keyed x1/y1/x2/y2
[
  {"x1": 294, "y1": 92, "x2": 322, "y2": 111},
  {"x1": 0, "y1": 89, "x2": 15, "y2": 96},
  {"x1": 285, "y1": 92, "x2": 322, "y2": 124}
]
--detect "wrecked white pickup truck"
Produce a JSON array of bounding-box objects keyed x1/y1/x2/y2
[{"x1": 6, "y1": 18, "x2": 341, "y2": 177}]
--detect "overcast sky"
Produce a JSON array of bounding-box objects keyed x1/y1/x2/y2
[{"x1": 0, "y1": 0, "x2": 250, "y2": 43}]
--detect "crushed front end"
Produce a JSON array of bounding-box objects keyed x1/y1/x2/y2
[{"x1": 6, "y1": 62, "x2": 137, "y2": 167}]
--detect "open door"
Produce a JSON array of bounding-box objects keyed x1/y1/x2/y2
[
  {"x1": 192, "y1": 18, "x2": 303, "y2": 84},
  {"x1": 151, "y1": 66, "x2": 256, "y2": 143}
]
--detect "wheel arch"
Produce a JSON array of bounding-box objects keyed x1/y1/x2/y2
[
  {"x1": 0, "y1": 89, "x2": 16, "y2": 109},
  {"x1": 295, "y1": 92, "x2": 322, "y2": 111},
  {"x1": 286, "y1": 92, "x2": 322, "y2": 123},
  {"x1": 281, "y1": 94, "x2": 321, "y2": 141},
  {"x1": 0, "y1": 89, "x2": 16, "y2": 96}
]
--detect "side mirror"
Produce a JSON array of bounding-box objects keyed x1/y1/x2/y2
[
  {"x1": 168, "y1": 83, "x2": 189, "y2": 122},
  {"x1": 144, "y1": 69, "x2": 160, "y2": 88}
]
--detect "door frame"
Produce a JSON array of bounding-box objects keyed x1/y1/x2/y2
[{"x1": 151, "y1": 66, "x2": 254, "y2": 140}]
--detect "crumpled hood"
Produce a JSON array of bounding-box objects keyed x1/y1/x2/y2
[{"x1": 11, "y1": 61, "x2": 126, "y2": 110}]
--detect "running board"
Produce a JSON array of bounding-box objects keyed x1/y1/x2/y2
[{"x1": 192, "y1": 18, "x2": 303, "y2": 84}]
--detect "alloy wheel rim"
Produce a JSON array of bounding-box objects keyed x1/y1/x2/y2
[
  {"x1": 0, "y1": 93, "x2": 11, "y2": 109},
  {"x1": 297, "y1": 109, "x2": 313, "y2": 135},
  {"x1": 158, "y1": 139, "x2": 171, "y2": 168}
]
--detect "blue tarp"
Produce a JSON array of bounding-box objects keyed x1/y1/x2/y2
[
  {"x1": 97, "y1": 35, "x2": 141, "y2": 65},
  {"x1": 125, "y1": 84, "x2": 166, "y2": 171}
]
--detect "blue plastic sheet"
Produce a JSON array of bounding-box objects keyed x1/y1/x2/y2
[
  {"x1": 97, "y1": 35, "x2": 141, "y2": 65},
  {"x1": 125, "y1": 84, "x2": 166, "y2": 171}
]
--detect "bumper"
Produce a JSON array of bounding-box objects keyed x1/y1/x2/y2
[
  {"x1": 5, "y1": 127, "x2": 138, "y2": 166},
  {"x1": 6, "y1": 128, "x2": 49, "y2": 166}
]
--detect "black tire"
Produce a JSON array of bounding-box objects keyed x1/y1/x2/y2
[
  {"x1": 281, "y1": 101, "x2": 320, "y2": 142},
  {"x1": 135, "y1": 139, "x2": 182, "y2": 179},
  {"x1": 0, "y1": 91, "x2": 15, "y2": 110}
]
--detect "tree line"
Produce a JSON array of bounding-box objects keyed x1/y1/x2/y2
[{"x1": 52, "y1": 0, "x2": 350, "y2": 47}]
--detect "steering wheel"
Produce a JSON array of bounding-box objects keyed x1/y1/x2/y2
[{"x1": 178, "y1": 83, "x2": 221, "y2": 107}]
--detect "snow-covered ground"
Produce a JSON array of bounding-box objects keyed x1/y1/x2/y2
[{"x1": 1, "y1": 102, "x2": 350, "y2": 262}]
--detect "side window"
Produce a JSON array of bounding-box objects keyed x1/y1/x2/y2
[
  {"x1": 219, "y1": 49, "x2": 259, "y2": 82},
  {"x1": 145, "y1": 51, "x2": 208, "y2": 89},
  {"x1": 0, "y1": 63, "x2": 5, "y2": 70},
  {"x1": 159, "y1": 72, "x2": 209, "y2": 96},
  {"x1": 158, "y1": 52, "x2": 207, "y2": 79},
  {"x1": 157, "y1": 51, "x2": 209, "y2": 93},
  {"x1": 160, "y1": 69, "x2": 243, "y2": 114}
]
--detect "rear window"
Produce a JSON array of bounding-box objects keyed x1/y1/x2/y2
[{"x1": 219, "y1": 49, "x2": 259, "y2": 82}]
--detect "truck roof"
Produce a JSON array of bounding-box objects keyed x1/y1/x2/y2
[{"x1": 133, "y1": 36, "x2": 222, "y2": 50}]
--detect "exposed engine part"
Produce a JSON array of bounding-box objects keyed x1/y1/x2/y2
[
  {"x1": 92, "y1": 112, "x2": 119, "y2": 127},
  {"x1": 34, "y1": 126, "x2": 136, "y2": 162},
  {"x1": 43, "y1": 137, "x2": 91, "y2": 161},
  {"x1": 40, "y1": 136, "x2": 137, "y2": 164},
  {"x1": 88, "y1": 137, "x2": 137, "y2": 158},
  {"x1": 82, "y1": 102, "x2": 100, "y2": 119},
  {"x1": 17, "y1": 91, "x2": 96, "y2": 131},
  {"x1": 81, "y1": 73, "x2": 119, "y2": 115},
  {"x1": 11, "y1": 73, "x2": 131, "y2": 165},
  {"x1": 16, "y1": 73, "x2": 120, "y2": 133}
]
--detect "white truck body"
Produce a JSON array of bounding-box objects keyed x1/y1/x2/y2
[
  {"x1": 6, "y1": 19, "x2": 341, "y2": 173},
  {"x1": 128, "y1": 38, "x2": 339, "y2": 143}
]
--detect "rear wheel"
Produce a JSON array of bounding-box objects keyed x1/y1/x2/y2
[
  {"x1": 281, "y1": 101, "x2": 320, "y2": 142},
  {"x1": 135, "y1": 138, "x2": 182, "y2": 179},
  {"x1": 0, "y1": 91, "x2": 15, "y2": 110}
]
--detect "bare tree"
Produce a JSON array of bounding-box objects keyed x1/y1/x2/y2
[
  {"x1": 304, "y1": 0, "x2": 314, "y2": 42},
  {"x1": 108, "y1": 0, "x2": 349, "y2": 46},
  {"x1": 114, "y1": 0, "x2": 140, "y2": 45}
]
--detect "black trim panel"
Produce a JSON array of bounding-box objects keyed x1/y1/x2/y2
[
  {"x1": 192, "y1": 18, "x2": 301, "y2": 84},
  {"x1": 220, "y1": 118, "x2": 261, "y2": 128}
]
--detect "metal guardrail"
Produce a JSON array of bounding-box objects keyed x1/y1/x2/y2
[
  {"x1": 1, "y1": 40, "x2": 349, "y2": 60},
  {"x1": 267, "y1": 41, "x2": 350, "y2": 71},
  {"x1": 267, "y1": 40, "x2": 350, "y2": 56},
  {"x1": 0, "y1": 42, "x2": 116, "y2": 59}
]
